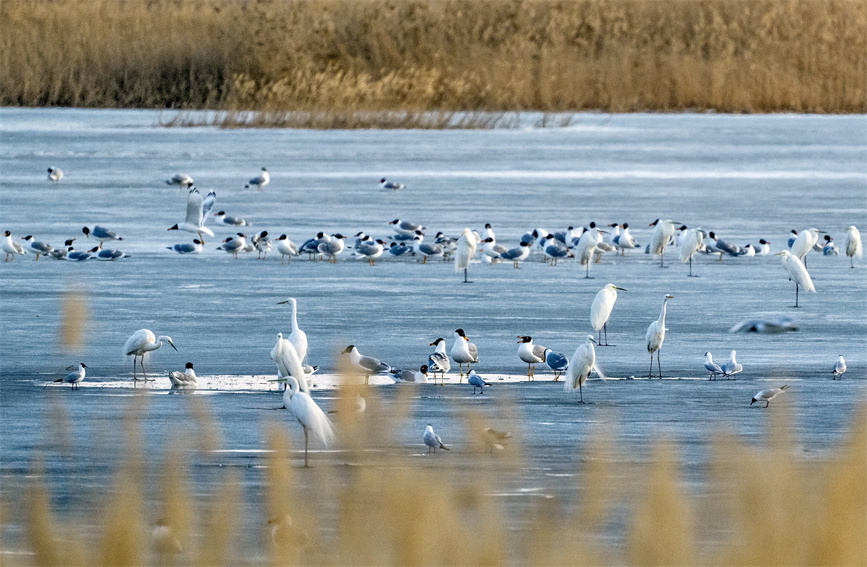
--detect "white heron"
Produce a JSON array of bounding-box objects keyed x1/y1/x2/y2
[
  {"x1": 646, "y1": 294, "x2": 674, "y2": 377},
  {"x1": 564, "y1": 335, "x2": 603, "y2": 403},
  {"x1": 427, "y1": 338, "x2": 451, "y2": 384},
  {"x1": 649, "y1": 219, "x2": 678, "y2": 267},
  {"x1": 122, "y1": 329, "x2": 178, "y2": 380},
  {"x1": 168, "y1": 362, "x2": 197, "y2": 388},
  {"x1": 842, "y1": 226, "x2": 862, "y2": 268},
  {"x1": 576, "y1": 223, "x2": 605, "y2": 278},
  {"x1": 423, "y1": 424, "x2": 449, "y2": 453},
  {"x1": 721, "y1": 350, "x2": 743, "y2": 377},
  {"x1": 451, "y1": 329, "x2": 479, "y2": 379},
  {"x1": 167, "y1": 188, "x2": 216, "y2": 244},
  {"x1": 271, "y1": 333, "x2": 309, "y2": 393},
  {"x1": 54, "y1": 363, "x2": 86, "y2": 390},
  {"x1": 517, "y1": 336, "x2": 547, "y2": 379},
  {"x1": 245, "y1": 167, "x2": 270, "y2": 191},
  {"x1": 750, "y1": 385, "x2": 788, "y2": 408},
  {"x1": 277, "y1": 297, "x2": 308, "y2": 364},
  {"x1": 790, "y1": 228, "x2": 823, "y2": 266},
  {"x1": 775, "y1": 251, "x2": 815, "y2": 308},
  {"x1": 2, "y1": 231, "x2": 26, "y2": 261},
  {"x1": 454, "y1": 228, "x2": 477, "y2": 283},
  {"x1": 679, "y1": 227, "x2": 704, "y2": 277},
  {"x1": 832, "y1": 356, "x2": 846, "y2": 379},
  {"x1": 704, "y1": 352, "x2": 723, "y2": 380},
  {"x1": 590, "y1": 284, "x2": 627, "y2": 346},
  {"x1": 277, "y1": 375, "x2": 334, "y2": 467},
  {"x1": 467, "y1": 370, "x2": 491, "y2": 394}
]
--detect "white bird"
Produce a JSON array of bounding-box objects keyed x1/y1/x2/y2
[
  {"x1": 47, "y1": 167, "x2": 63, "y2": 183},
  {"x1": 750, "y1": 385, "x2": 788, "y2": 408},
  {"x1": 481, "y1": 223, "x2": 495, "y2": 242},
  {"x1": 499, "y1": 241, "x2": 531, "y2": 268},
  {"x1": 544, "y1": 349, "x2": 569, "y2": 381},
  {"x1": 564, "y1": 335, "x2": 603, "y2": 403},
  {"x1": 251, "y1": 231, "x2": 271, "y2": 259},
  {"x1": 2, "y1": 231, "x2": 26, "y2": 261},
  {"x1": 167, "y1": 239, "x2": 203, "y2": 254},
  {"x1": 679, "y1": 228, "x2": 704, "y2": 277},
  {"x1": 842, "y1": 226, "x2": 862, "y2": 268},
  {"x1": 20, "y1": 235, "x2": 53, "y2": 260},
  {"x1": 649, "y1": 219, "x2": 678, "y2": 267},
  {"x1": 517, "y1": 336, "x2": 547, "y2": 379},
  {"x1": 277, "y1": 297, "x2": 308, "y2": 364},
  {"x1": 455, "y1": 228, "x2": 477, "y2": 283},
  {"x1": 245, "y1": 167, "x2": 270, "y2": 191},
  {"x1": 274, "y1": 235, "x2": 299, "y2": 265},
  {"x1": 775, "y1": 250, "x2": 815, "y2": 308},
  {"x1": 467, "y1": 370, "x2": 491, "y2": 394},
  {"x1": 427, "y1": 338, "x2": 451, "y2": 384},
  {"x1": 721, "y1": 350, "x2": 743, "y2": 377},
  {"x1": 54, "y1": 363, "x2": 86, "y2": 390},
  {"x1": 481, "y1": 237, "x2": 508, "y2": 263},
  {"x1": 576, "y1": 223, "x2": 604, "y2": 278},
  {"x1": 389, "y1": 219, "x2": 425, "y2": 236},
  {"x1": 646, "y1": 294, "x2": 674, "y2": 377},
  {"x1": 704, "y1": 352, "x2": 724, "y2": 380},
  {"x1": 356, "y1": 239, "x2": 386, "y2": 265},
  {"x1": 590, "y1": 284, "x2": 627, "y2": 346},
  {"x1": 279, "y1": 375, "x2": 334, "y2": 467},
  {"x1": 740, "y1": 244, "x2": 756, "y2": 257},
  {"x1": 423, "y1": 424, "x2": 449, "y2": 453},
  {"x1": 82, "y1": 225, "x2": 123, "y2": 250},
  {"x1": 271, "y1": 333, "x2": 310, "y2": 393},
  {"x1": 390, "y1": 365, "x2": 429, "y2": 383},
  {"x1": 213, "y1": 211, "x2": 250, "y2": 226},
  {"x1": 758, "y1": 239, "x2": 771, "y2": 256},
  {"x1": 832, "y1": 355, "x2": 847, "y2": 379},
  {"x1": 122, "y1": 329, "x2": 178, "y2": 380},
  {"x1": 318, "y1": 234, "x2": 346, "y2": 263},
  {"x1": 342, "y1": 345, "x2": 390, "y2": 384},
  {"x1": 451, "y1": 329, "x2": 479, "y2": 379},
  {"x1": 165, "y1": 173, "x2": 194, "y2": 188},
  {"x1": 790, "y1": 228, "x2": 823, "y2": 266},
  {"x1": 379, "y1": 177, "x2": 405, "y2": 190},
  {"x1": 542, "y1": 234, "x2": 570, "y2": 266},
  {"x1": 822, "y1": 235, "x2": 838, "y2": 256},
  {"x1": 167, "y1": 188, "x2": 216, "y2": 243},
  {"x1": 615, "y1": 223, "x2": 637, "y2": 255},
  {"x1": 168, "y1": 362, "x2": 197, "y2": 388},
  {"x1": 217, "y1": 233, "x2": 247, "y2": 259}
]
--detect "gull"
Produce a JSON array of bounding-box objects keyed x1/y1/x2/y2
[
  {"x1": 278, "y1": 374, "x2": 335, "y2": 467},
  {"x1": 435, "y1": 232, "x2": 458, "y2": 259},
  {"x1": 167, "y1": 187, "x2": 216, "y2": 243},
  {"x1": 54, "y1": 363, "x2": 86, "y2": 390},
  {"x1": 251, "y1": 230, "x2": 271, "y2": 259},
  {"x1": 646, "y1": 294, "x2": 674, "y2": 378},
  {"x1": 564, "y1": 335, "x2": 603, "y2": 403},
  {"x1": 758, "y1": 239, "x2": 771, "y2": 256},
  {"x1": 481, "y1": 223, "x2": 496, "y2": 242},
  {"x1": 499, "y1": 241, "x2": 531, "y2": 268},
  {"x1": 822, "y1": 235, "x2": 838, "y2": 256},
  {"x1": 390, "y1": 219, "x2": 425, "y2": 236},
  {"x1": 703, "y1": 352, "x2": 724, "y2": 380},
  {"x1": 389, "y1": 365, "x2": 429, "y2": 383},
  {"x1": 47, "y1": 167, "x2": 63, "y2": 183},
  {"x1": 679, "y1": 228, "x2": 704, "y2": 276},
  {"x1": 413, "y1": 236, "x2": 444, "y2": 264},
  {"x1": 590, "y1": 284, "x2": 626, "y2": 346},
  {"x1": 428, "y1": 338, "x2": 451, "y2": 385},
  {"x1": 217, "y1": 233, "x2": 247, "y2": 259},
  {"x1": 721, "y1": 350, "x2": 743, "y2": 378},
  {"x1": 388, "y1": 242, "x2": 412, "y2": 257},
  {"x1": 544, "y1": 348, "x2": 569, "y2": 381},
  {"x1": 713, "y1": 234, "x2": 742, "y2": 259},
  {"x1": 342, "y1": 345, "x2": 390, "y2": 384},
  {"x1": 213, "y1": 211, "x2": 250, "y2": 226},
  {"x1": 168, "y1": 362, "x2": 197, "y2": 387},
  {"x1": 455, "y1": 228, "x2": 477, "y2": 283},
  {"x1": 277, "y1": 297, "x2": 308, "y2": 364},
  {"x1": 750, "y1": 385, "x2": 788, "y2": 408},
  {"x1": 167, "y1": 239, "x2": 203, "y2": 254},
  {"x1": 20, "y1": 235, "x2": 53, "y2": 260},
  {"x1": 775, "y1": 251, "x2": 815, "y2": 308},
  {"x1": 299, "y1": 232, "x2": 329, "y2": 259},
  {"x1": 467, "y1": 370, "x2": 491, "y2": 394},
  {"x1": 380, "y1": 177, "x2": 405, "y2": 190},
  {"x1": 832, "y1": 356, "x2": 846, "y2": 379},
  {"x1": 729, "y1": 316, "x2": 798, "y2": 334},
  {"x1": 245, "y1": 167, "x2": 270, "y2": 191},
  {"x1": 48, "y1": 239, "x2": 76, "y2": 260},
  {"x1": 483, "y1": 428, "x2": 512, "y2": 452},
  {"x1": 165, "y1": 173, "x2": 194, "y2": 189},
  {"x1": 451, "y1": 329, "x2": 478, "y2": 379},
  {"x1": 615, "y1": 223, "x2": 637, "y2": 255},
  {"x1": 481, "y1": 237, "x2": 508, "y2": 263},
  {"x1": 356, "y1": 239, "x2": 386, "y2": 265},
  {"x1": 89, "y1": 247, "x2": 130, "y2": 261},
  {"x1": 517, "y1": 336, "x2": 547, "y2": 379},
  {"x1": 123, "y1": 329, "x2": 178, "y2": 380},
  {"x1": 64, "y1": 247, "x2": 92, "y2": 261},
  {"x1": 318, "y1": 234, "x2": 346, "y2": 263},
  {"x1": 787, "y1": 230, "x2": 799, "y2": 249},
  {"x1": 275, "y1": 235, "x2": 300, "y2": 264},
  {"x1": 649, "y1": 219, "x2": 678, "y2": 267},
  {"x1": 842, "y1": 226, "x2": 862, "y2": 267},
  {"x1": 542, "y1": 234, "x2": 570, "y2": 266},
  {"x1": 82, "y1": 225, "x2": 123, "y2": 250},
  {"x1": 423, "y1": 424, "x2": 449, "y2": 453},
  {"x1": 740, "y1": 244, "x2": 756, "y2": 257}
]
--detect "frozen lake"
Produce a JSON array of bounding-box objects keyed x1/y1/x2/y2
[{"x1": 1, "y1": 108, "x2": 865, "y2": 560}]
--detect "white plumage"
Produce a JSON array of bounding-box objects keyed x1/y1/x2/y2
[
  {"x1": 645, "y1": 294, "x2": 673, "y2": 377},
  {"x1": 590, "y1": 284, "x2": 626, "y2": 346},
  {"x1": 454, "y1": 228, "x2": 477, "y2": 282},
  {"x1": 775, "y1": 250, "x2": 815, "y2": 307},
  {"x1": 281, "y1": 375, "x2": 334, "y2": 467},
  {"x1": 843, "y1": 225, "x2": 862, "y2": 268},
  {"x1": 564, "y1": 335, "x2": 603, "y2": 403},
  {"x1": 123, "y1": 329, "x2": 178, "y2": 380}
]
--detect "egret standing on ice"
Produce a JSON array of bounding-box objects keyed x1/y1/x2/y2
[
  {"x1": 649, "y1": 219, "x2": 678, "y2": 267},
  {"x1": 590, "y1": 284, "x2": 626, "y2": 346},
  {"x1": 564, "y1": 335, "x2": 603, "y2": 403},
  {"x1": 790, "y1": 228, "x2": 823, "y2": 267},
  {"x1": 832, "y1": 356, "x2": 847, "y2": 379},
  {"x1": 775, "y1": 250, "x2": 815, "y2": 308},
  {"x1": 277, "y1": 298, "x2": 308, "y2": 364},
  {"x1": 645, "y1": 294, "x2": 674, "y2": 377},
  {"x1": 278, "y1": 375, "x2": 334, "y2": 467},
  {"x1": 679, "y1": 227, "x2": 704, "y2": 277},
  {"x1": 455, "y1": 228, "x2": 477, "y2": 283},
  {"x1": 271, "y1": 333, "x2": 309, "y2": 393},
  {"x1": 842, "y1": 226, "x2": 862, "y2": 268},
  {"x1": 123, "y1": 329, "x2": 177, "y2": 380}
]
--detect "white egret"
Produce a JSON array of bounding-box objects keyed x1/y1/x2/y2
[
  {"x1": 590, "y1": 284, "x2": 627, "y2": 346},
  {"x1": 342, "y1": 346, "x2": 390, "y2": 384},
  {"x1": 679, "y1": 228, "x2": 704, "y2": 277},
  {"x1": 544, "y1": 348, "x2": 569, "y2": 381},
  {"x1": 167, "y1": 188, "x2": 216, "y2": 244},
  {"x1": 564, "y1": 335, "x2": 603, "y2": 403},
  {"x1": 649, "y1": 219, "x2": 678, "y2": 267},
  {"x1": 721, "y1": 350, "x2": 743, "y2": 377},
  {"x1": 47, "y1": 167, "x2": 63, "y2": 183},
  {"x1": 2, "y1": 231, "x2": 26, "y2": 261},
  {"x1": 82, "y1": 226, "x2": 123, "y2": 250},
  {"x1": 517, "y1": 336, "x2": 547, "y2": 379},
  {"x1": 455, "y1": 228, "x2": 477, "y2": 283},
  {"x1": 428, "y1": 338, "x2": 451, "y2": 384},
  {"x1": 277, "y1": 375, "x2": 334, "y2": 467},
  {"x1": 245, "y1": 167, "x2": 270, "y2": 191},
  {"x1": 842, "y1": 226, "x2": 862, "y2": 268},
  {"x1": 645, "y1": 294, "x2": 674, "y2": 377},
  {"x1": 790, "y1": 228, "x2": 823, "y2": 266},
  {"x1": 122, "y1": 329, "x2": 177, "y2": 380},
  {"x1": 277, "y1": 297, "x2": 308, "y2": 364},
  {"x1": 168, "y1": 362, "x2": 197, "y2": 388},
  {"x1": 271, "y1": 333, "x2": 309, "y2": 393},
  {"x1": 423, "y1": 424, "x2": 449, "y2": 453},
  {"x1": 54, "y1": 363, "x2": 86, "y2": 390},
  {"x1": 467, "y1": 370, "x2": 491, "y2": 394},
  {"x1": 775, "y1": 251, "x2": 815, "y2": 308},
  {"x1": 576, "y1": 223, "x2": 605, "y2": 278},
  {"x1": 750, "y1": 385, "x2": 788, "y2": 408},
  {"x1": 832, "y1": 356, "x2": 846, "y2": 379},
  {"x1": 703, "y1": 352, "x2": 723, "y2": 380},
  {"x1": 451, "y1": 329, "x2": 479, "y2": 379}
]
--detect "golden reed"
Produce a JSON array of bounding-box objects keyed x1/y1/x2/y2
[{"x1": 1, "y1": 0, "x2": 864, "y2": 123}]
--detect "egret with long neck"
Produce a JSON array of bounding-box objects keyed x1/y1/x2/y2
[
  {"x1": 277, "y1": 297, "x2": 308, "y2": 364},
  {"x1": 645, "y1": 295, "x2": 673, "y2": 377}
]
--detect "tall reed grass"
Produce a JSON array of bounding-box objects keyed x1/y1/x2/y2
[{"x1": 2, "y1": 0, "x2": 864, "y2": 119}]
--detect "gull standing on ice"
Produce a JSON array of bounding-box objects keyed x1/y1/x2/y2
[
  {"x1": 467, "y1": 370, "x2": 491, "y2": 394},
  {"x1": 245, "y1": 167, "x2": 270, "y2": 191},
  {"x1": 499, "y1": 241, "x2": 531, "y2": 268},
  {"x1": 167, "y1": 187, "x2": 216, "y2": 244},
  {"x1": 646, "y1": 294, "x2": 674, "y2": 377},
  {"x1": 721, "y1": 350, "x2": 743, "y2": 378},
  {"x1": 423, "y1": 424, "x2": 449, "y2": 453},
  {"x1": 517, "y1": 336, "x2": 547, "y2": 379},
  {"x1": 455, "y1": 228, "x2": 477, "y2": 283},
  {"x1": 54, "y1": 363, "x2": 86, "y2": 390},
  {"x1": 751, "y1": 385, "x2": 788, "y2": 408},
  {"x1": 564, "y1": 335, "x2": 603, "y2": 403},
  {"x1": 217, "y1": 233, "x2": 247, "y2": 259},
  {"x1": 543, "y1": 348, "x2": 569, "y2": 381},
  {"x1": 451, "y1": 329, "x2": 479, "y2": 379},
  {"x1": 428, "y1": 338, "x2": 451, "y2": 384},
  {"x1": 82, "y1": 225, "x2": 123, "y2": 250},
  {"x1": 342, "y1": 346, "x2": 390, "y2": 384},
  {"x1": 832, "y1": 356, "x2": 846, "y2": 379},
  {"x1": 20, "y1": 235, "x2": 53, "y2": 260},
  {"x1": 704, "y1": 352, "x2": 724, "y2": 380},
  {"x1": 123, "y1": 329, "x2": 178, "y2": 380},
  {"x1": 3, "y1": 231, "x2": 27, "y2": 261},
  {"x1": 842, "y1": 226, "x2": 862, "y2": 268},
  {"x1": 169, "y1": 362, "x2": 197, "y2": 388},
  {"x1": 590, "y1": 284, "x2": 626, "y2": 346},
  {"x1": 47, "y1": 167, "x2": 63, "y2": 183},
  {"x1": 775, "y1": 250, "x2": 815, "y2": 308},
  {"x1": 274, "y1": 235, "x2": 299, "y2": 264}
]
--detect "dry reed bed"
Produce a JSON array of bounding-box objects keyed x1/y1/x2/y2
[
  {"x1": 1, "y1": 0, "x2": 864, "y2": 121},
  {"x1": 4, "y1": 391, "x2": 865, "y2": 566}
]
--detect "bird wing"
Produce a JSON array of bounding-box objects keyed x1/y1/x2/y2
[
  {"x1": 201, "y1": 191, "x2": 216, "y2": 224},
  {"x1": 292, "y1": 393, "x2": 335, "y2": 446},
  {"x1": 546, "y1": 351, "x2": 568, "y2": 370},
  {"x1": 123, "y1": 329, "x2": 155, "y2": 356},
  {"x1": 359, "y1": 356, "x2": 389, "y2": 373},
  {"x1": 428, "y1": 352, "x2": 450, "y2": 372},
  {"x1": 185, "y1": 188, "x2": 204, "y2": 226},
  {"x1": 275, "y1": 339, "x2": 309, "y2": 393},
  {"x1": 705, "y1": 362, "x2": 723, "y2": 373},
  {"x1": 468, "y1": 342, "x2": 479, "y2": 362}
]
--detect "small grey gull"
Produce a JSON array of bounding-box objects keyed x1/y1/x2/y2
[
  {"x1": 217, "y1": 233, "x2": 247, "y2": 259},
  {"x1": 245, "y1": 167, "x2": 270, "y2": 191},
  {"x1": 65, "y1": 247, "x2": 92, "y2": 261},
  {"x1": 167, "y1": 239, "x2": 203, "y2": 254},
  {"x1": 390, "y1": 365, "x2": 428, "y2": 383},
  {"x1": 729, "y1": 316, "x2": 798, "y2": 334},
  {"x1": 822, "y1": 235, "x2": 838, "y2": 256},
  {"x1": 356, "y1": 239, "x2": 386, "y2": 265},
  {"x1": 423, "y1": 424, "x2": 449, "y2": 453},
  {"x1": 89, "y1": 247, "x2": 129, "y2": 261},
  {"x1": 703, "y1": 352, "x2": 724, "y2": 380},
  {"x1": 167, "y1": 187, "x2": 216, "y2": 243},
  {"x1": 412, "y1": 236, "x2": 443, "y2": 264},
  {"x1": 169, "y1": 362, "x2": 197, "y2": 387},
  {"x1": 499, "y1": 241, "x2": 530, "y2": 268},
  {"x1": 750, "y1": 385, "x2": 788, "y2": 408},
  {"x1": 213, "y1": 211, "x2": 250, "y2": 226},
  {"x1": 54, "y1": 362, "x2": 86, "y2": 390},
  {"x1": 544, "y1": 348, "x2": 569, "y2": 381},
  {"x1": 389, "y1": 219, "x2": 424, "y2": 236},
  {"x1": 318, "y1": 234, "x2": 346, "y2": 263},
  {"x1": 82, "y1": 225, "x2": 123, "y2": 250},
  {"x1": 427, "y1": 338, "x2": 451, "y2": 384},
  {"x1": 49, "y1": 239, "x2": 76, "y2": 260},
  {"x1": 832, "y1": 356, "x2": 846, "y2": 379},
  {"x1": 467, "y1": 370, "x2": 491, "y2": 394},
  {"x1": 251, "y1": 231, "x2": 272, "y2": 259}
]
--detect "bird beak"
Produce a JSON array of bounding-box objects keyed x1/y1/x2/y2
[
  {"x1": 615, "y1": 286, "x2": 627, "y2": 291},
  {"x1": 277, "y1": 300, "x2": 288, "y2": 304},
  {"x1": 169, "y1": 341, "x2": 178, "y2": 352},
  {"x1": 750, "y1": 398, "x2": 756, "y2": 405},
  {"x1": 774, "y1": 251, "x2": 785, "y2": 256},
  {"x1": 589, "y1": 337, "x2": 597, "y2": 343},
  {"x1": 464, "y1": 336, "x2": 469, "y2": 342}
]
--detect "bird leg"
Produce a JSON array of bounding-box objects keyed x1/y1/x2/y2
[
  {"x1": 553, "y1": 371, "x2": 561, "y2": 381},
  {"x1": 578, "y1": 382, "x2": 584, "y2": 403},
  {"x1": 657, "y1": 351, "x2": 662, "y2": 378},
  {"x1": 794, "y1": 283, "x2": 800, "y2": 308},
  {"x1": 688, "y1": 256, "x2": 697, "y2": 277},
  {"x1": 764, "y1": 401, "x2": 769, "y2": 408},
  {"x1": 463, "y1": 268, "x2": 472, "y2": 283},
  {"x1": 303, "y1": 427, "x2": 309, "y2": 468},
  {"x1": 648, "y1": 354, "x2": 654, "y2": 378}
]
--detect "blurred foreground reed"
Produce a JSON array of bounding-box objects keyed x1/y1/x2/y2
[
  {"x1": 1, "y1": 0, "x2": 864, "y2": 124},
  {"x1": 4, "y1": 389, "x2": 865, "y2": 566}
]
